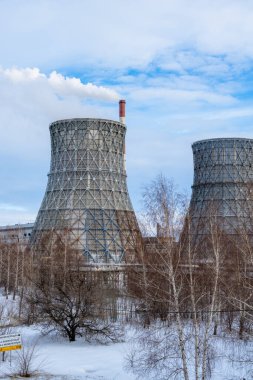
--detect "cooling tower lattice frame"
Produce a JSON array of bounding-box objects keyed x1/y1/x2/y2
[
  {"x1": 189, "y1": 138, "x2": 253, "y2": 243},
  {"x1": 31, "y1": 118, "x2": 140, "y2": 264}
]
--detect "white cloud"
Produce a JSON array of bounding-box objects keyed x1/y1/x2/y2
[
  {"x1": 3, "y1": 67, "x2": 44, "y2": 82},
  {"x1": 204, "y1": 107, "x2": 253, "y2": 121},
  {"x1": 1, "y1": 0, "x2": 253, "y2": 69},
  {"x1": 0, "y1": 67, "x2": 118, "y2": 100},
  {"x1": 0, "y1": 66, "x2": 119, "y2": 160},
  {"x1": 48, "y1": 71, "x2": 119, "y2": 100},
  {"x1": 130, "y1": 87, "x2": 236, "y2": 106}
]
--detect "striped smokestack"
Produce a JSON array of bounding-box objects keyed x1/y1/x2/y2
[{"x1": 119, "y1": 99, "x2": 126, "y2": 124}]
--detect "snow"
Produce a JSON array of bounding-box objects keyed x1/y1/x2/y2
[
  {"x1": 36, "y1": 331, "x2": 134, "y2": 379},
  {"x1": 0, "y1": 324, "x2": 251, "y2": 380},
  {"x1": 0, "y1": 324, "x2": 135, "y2": 379},
  {"x1": 0, "y1": 294, "x2": 252, "y2": 379}
]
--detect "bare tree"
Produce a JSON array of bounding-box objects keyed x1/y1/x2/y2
[
  {"x1": 0, "y1": 232, "x2": 27, "y2": 306},
  {"x1": 26, "y1": 229, "x2": 122, "y2": 343},
  {"x1": 127, "y1": 175, "x2": 227, "y2": 380},
  {"x1": 223, "y1": 212, "x2": 253, "y2": 340}
]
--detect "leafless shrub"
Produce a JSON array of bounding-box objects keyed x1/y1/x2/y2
[
  {"x1": 15, "y1": 339, "x2": 41, "y2": 377},
  {"x1": 2, "y1": 338, "x2": 44, "y2": 378},
  {"x1": 125, "y1": 324, "x2": 184, "y2": 380}
]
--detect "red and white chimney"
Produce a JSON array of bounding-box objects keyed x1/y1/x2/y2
[{"x1": 119, "y1": 99, "x2": 126, "y2": 124}]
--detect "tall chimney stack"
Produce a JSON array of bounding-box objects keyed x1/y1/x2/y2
[{"x1": 119, "y1": 99, "x2": 126, "y2": 124}]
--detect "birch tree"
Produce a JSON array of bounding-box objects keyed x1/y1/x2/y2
[{"x1": 127, "y1": 175, "x2": 226, "y2": 380}]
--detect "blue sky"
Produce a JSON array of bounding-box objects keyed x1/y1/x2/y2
[{"x1": 1, "y1": 0, "x2": 253, "y2": 224}]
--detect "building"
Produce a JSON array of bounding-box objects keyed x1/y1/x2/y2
[
  {"x1": 0, "y1": 223, "x2": 34, "y2": 247},
  {"x1": 30, "y1": 101, "x2": 141, "y2": 264},
  {"x1": 188, "y1": 138, "x2": 253, "y2": 246}
]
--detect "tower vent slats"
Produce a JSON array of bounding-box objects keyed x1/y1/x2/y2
[
  {"x1": 189, "y1": 138, "x2": 253, "y2": 245},
  {"x1": 31, "y1": 118, "x2": 141, "y2": 264}
]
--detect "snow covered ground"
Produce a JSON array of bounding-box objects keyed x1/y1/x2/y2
[
  {"x1": 0, "y1": 293, "x2": 252, "y2": 379},
  {"x1": 0, "y1": 323, "x2": 252, "y2": 379},
  {"x1": 0, "y1": 324, "x2": 136, "y2": 379}
]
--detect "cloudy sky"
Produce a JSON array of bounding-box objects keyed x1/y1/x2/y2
[{"x1": 1, "y1": 0, "x2": 253, "y2": 224}]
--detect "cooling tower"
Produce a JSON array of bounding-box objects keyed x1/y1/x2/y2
[
  {"x1": 188, "y1": 138, "x2": 253, "y2": 244},
  {"x1": 31, "y1": 102, "x2": 141, "y2": 264}
]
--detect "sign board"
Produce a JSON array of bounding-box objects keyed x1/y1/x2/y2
[{"x1": 0, "y1": 333, "x2": 22, "y2": 352}]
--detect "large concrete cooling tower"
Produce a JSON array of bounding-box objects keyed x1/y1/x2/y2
[
  {"x1": 188, "y1": 138, "x2": 253, "y2": 244},
  {"x1": 31, "y1": 101, "x2": 141, "y2": 264}
]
